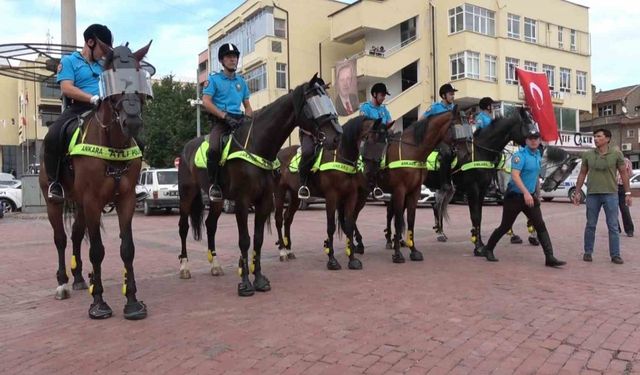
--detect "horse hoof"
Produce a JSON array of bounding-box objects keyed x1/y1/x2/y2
[
  {"x1": 348, "y1": 258, "x2": 363, "y2": 270},
  {"x1": 354, "y1": 244, "x2": 365, "y2": 254},
  {"x1": 437, "y1": 235, "x2": 447, "y2": 242},
  {"x1": 179, "y1": 269, "x2": 192, "y2": 279},
  {"x1": 254, "y1": 275, "x2": 271, "y2": 292},
  {"x1": 124, "y1": 301, "x2": 147, "y2": 320},
  {"x1": 287, "y1": 252, "x2": 296, "y2": 260},
  {"x1": 55, "y1": 285, "x2": 70, "y2": 300},
  {"x1": 392, "y1": 252, "x2": 405, "y2": 264},
  {"x1": 327, "y1": 259, "x2": 342, "y2": 271},
  {"x1": 528, "y1": 237, "x2": 540, "y2": 246},
  {"x1": 211, "y1": 266, "x2": 224, "y2": 277},
  {"x1": 385, "y1": 242, "x2": 393, "y2": 250},
  {"x1": 88, "y1": 301, "x2": 113, "y2": 320},
  {"x1": 279, "y1": 255, "x2": 287, "y2": 262},
  {"x1": 238, "y1": 281, "x2": 255, "y2": 297},
  {"x1": 473, "y1": 248, "x2": 484, "y2": 257},
  {"x1": 410, "y1": 250, "x2": 424, "y2": 261},
  {"x1": 510, "y1": 235, "x2": 523, "y2": 244},
  {"x1": 72, "y1": 280, "x2": 88, "y2": 290}
]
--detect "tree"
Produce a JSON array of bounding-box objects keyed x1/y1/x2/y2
[{"x1": 142, "y1": 75, "x2": 207, "y2": 168}]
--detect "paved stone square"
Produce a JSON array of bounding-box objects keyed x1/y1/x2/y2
[{"x1": 0, "y1": 201, "x2": 639, "y2": 374}]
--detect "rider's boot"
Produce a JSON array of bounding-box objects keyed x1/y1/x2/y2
[
  {"x1": 44, "y1": 150, "x2": 64, "y2": 203},
  {"x1": 207, "y1": 150, "x2": 223, "y2": 202}
]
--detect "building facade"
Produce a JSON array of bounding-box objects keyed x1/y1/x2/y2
[
  {"x1": 580, "y1": 85, "x2": 640, "y2": 169},
  {"x1": 204, "y1": 0, "x2": 592, "y2": 142}
]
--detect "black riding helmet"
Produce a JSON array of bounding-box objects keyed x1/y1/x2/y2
[
  {"x1": 439, "y1": 83, "x2": 458, "y2": 98},
  {"x1": 371, "y1": 82, "x2": 390, "y2": 96},
  {"x1": 479, "y1": 97, "x2": 495, "y2": 110},
  {"x1": 218, "y1": 43, "x2": 240, "y2": 61},
  {"x1": 83, "y1": 24, "x2": 113, "y2": 47}
]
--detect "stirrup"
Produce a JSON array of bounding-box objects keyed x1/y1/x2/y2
[
  {"x1": 208, "y1": 185, "x2": 223, "y2": 202},
  {"x1": 373, "y1": 186, "x2": 384, "y2": 200},
  {"x1": 298, "y1": 186, "x2": 310, "y2": 200},
  {"x1": 47, "y1": 182, "x2": 65, "y2": 202}
]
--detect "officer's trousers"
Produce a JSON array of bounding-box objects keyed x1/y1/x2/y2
[{"x1": 485, "y1": 192, "x2": 547, "y2": 251}]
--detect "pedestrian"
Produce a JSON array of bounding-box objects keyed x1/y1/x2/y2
[
  {"x1": 573, "y1": 128, "x2": 632, "y2": 264},
  {"x1": 617, "y1": 157, "x2": 635, "y2": 237}
]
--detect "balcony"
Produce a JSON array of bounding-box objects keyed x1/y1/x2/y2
[
  {"x1": 330, "y1": 1, "x2": 420, "y2": 43},
  {"x1": 241, "y1": 36, "x2": 287, "y2": 72},
  {"x1": 353, "y1": 36, "x2": 419, "y2": 79}
]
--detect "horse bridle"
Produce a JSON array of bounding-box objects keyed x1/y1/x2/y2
[{"x1": 298, "y1": 82, "x2": 342, "y2": 145}]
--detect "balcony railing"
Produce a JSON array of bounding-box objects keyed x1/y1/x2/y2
[{"x1": 350, "y1": 35, "x2": 418, "y2": 60}]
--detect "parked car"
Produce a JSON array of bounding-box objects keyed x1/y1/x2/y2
[
  {"x1": 375, "y1": 185, "x2": 435, "y2": 207},
  {"x1": 540, "y1": 174, "x2": 586, "y2": 203},
  {"x1": 630, "y1": 172, "x2": 640, "y2": 190},
  {"x1": 136, "y1": 168, "x2": 179, "y2": 215},
  {"x1": 0, "y1": 183, "x2": 22, "y2": 213}
]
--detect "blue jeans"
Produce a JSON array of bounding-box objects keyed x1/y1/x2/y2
[{"x1": 584, "y1": 193, "x2": 620, "y2": 257}]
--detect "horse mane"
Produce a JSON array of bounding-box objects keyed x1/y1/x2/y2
[
  {"x1": 406, "y1": 111, "x2": 450, "y2": 144},
  {"x1": 341, "y1": 116, "x2": 366, "y2": 148},
  {"x1": 474, "y1": 114, "x2": 520, "y2": 143}
]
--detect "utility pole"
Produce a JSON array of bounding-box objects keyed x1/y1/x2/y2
[{"x1": 61, "y1": 0, "x2": 76, "y2": 47}]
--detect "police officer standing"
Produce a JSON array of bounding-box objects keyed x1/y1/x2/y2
[
  {"x1": 420, "y1": 83, "x2": 457, "y2": 189},
  {"x1": 43, "y1": 24, "x2": 113, "y2": 202},
  {"x1": 202, "y1": 43, "x2": 253, "y2": 201},
  {"x1": 474, "y1": 97, "x2": 494, "y2": 131},
  {"x1": 480, "y1": 129, "x2": 566, "y2": 267}
]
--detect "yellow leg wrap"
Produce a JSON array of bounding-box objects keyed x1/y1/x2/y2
[
  {"x1": 283, "y1": 236, "x2": 289, "y2": 247},
  {"x1": 237, "y1": 267, "x2": 243, "y2": 277},
  {"x1": 527, "y1": 225, "x2": 535, "y2": 234},
  {"x1": 406, "y1": 230, "x2": 414, "y2": 248},
  {"x1": 345, "y1": 246, "x2": 351, "y2": 257},
  {"x1": 471, "y1": 236, "x2": 477, "y2": 244},
  {"x1": 507, "y1": 229, "x2": 513, "y2": 236},
  {"x1": 207, "y1": 249, "x2": 214, "y2": 263},
  {"x1": 122, "y1": 269, "x2": 127, "y2": 296},
  {"x1": 324, "y1": 247, "x2": 330, "y2": 255},
  {"x1": 89, "y1": 284, "x2": 94, "y2": 295},
  {"x1": 250, "y1": 251, "x2": 256, "y2": 274},
  {"x1": 70, "y1": 255, "x2": 77, "y2": 270}
]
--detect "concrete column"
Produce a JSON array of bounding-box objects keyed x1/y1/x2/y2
[{"x1": 61, "y1": 0, "x2": 76, "y2": 46}]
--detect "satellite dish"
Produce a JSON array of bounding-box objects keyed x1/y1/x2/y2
[{"x1": 622, "y1": 105, "x2": 628, "y2": 115}]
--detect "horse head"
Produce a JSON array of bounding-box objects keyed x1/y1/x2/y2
[
  {"x1": 511, "y1": 106, "x2": 539, "y2": 146},
  {"x1": 98, "y1": 39, "x2": 153, "y2": 140},
  {"x1": 296, "y1": 73, "x2": 342, "y2": 150}
]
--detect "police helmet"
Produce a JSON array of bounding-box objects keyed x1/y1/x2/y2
[
  {"x1": 438, "y1": 83, "x2": 458, "y2": 97},
  {"x1": 83, "y1": 24, "x2": 113, "y2": 47},
  {"x1": 526, "y1": 129, "x2": 541, "y2": 138},
  {"x1": 479, "y1": 97, "x2": 495, "y2": 110},
  {"x1": 218, "y1": 43, "x2": 240, "y2": 61},
  {"x1": 371, "y1": 83, "x2": 390, "y2": 96}
]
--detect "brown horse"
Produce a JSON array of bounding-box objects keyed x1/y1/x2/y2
[
  {"x1": 274, "y1": 116, "x2": 384, "y2": 270},
  {"x1": 39, "y1": 41, "x2": 152, "y2": 320},
  {"x1": 375, "y1": 109, "x2": 457, "y2": 263},
  {"x1": 177, "y1": 74, "x2": 342, "y2": 296}
]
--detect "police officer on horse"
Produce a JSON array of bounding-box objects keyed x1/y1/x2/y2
[
  {"x1": 202, "y1": 43, "x2": 253, "y2": 201},
  {"x1": 43, "y1": 24, "x2": 113, "y2": 202},
  {"x1": 475, "y1": 97, "x2": 495, "y2": 131}
]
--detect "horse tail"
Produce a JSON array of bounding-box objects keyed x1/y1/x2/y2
[
  {"x1": 189, "y1": 189, "x2": 204, "y2": 241},
  {"x1": 435, "y1": 187, "x2": 454, "y2": 224},
  {"x1": 63, "y1": 201, "x2": 75, "y2": 235}
]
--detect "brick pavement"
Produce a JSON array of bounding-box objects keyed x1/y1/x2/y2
[{"x1": 0, "y1": 201, "x2": 639, "y2": 374}]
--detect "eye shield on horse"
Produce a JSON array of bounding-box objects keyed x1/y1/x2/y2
[
  {"x1": 99, "y1": 68, "x2": 153, "y2": 99},
  {"x1": 303, "y1": 82, "x2": 343, "y2": 138}
]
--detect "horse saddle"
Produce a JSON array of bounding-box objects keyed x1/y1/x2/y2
[{"x1": 61, "y1": 110, "x2": 94, "y2": 163}]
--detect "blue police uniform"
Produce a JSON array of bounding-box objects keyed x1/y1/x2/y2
[
  {"x1": 507, "y1": 147, "x2": 542, "y2": 194},
  {"x1": 423, "y1": 101, "x2": 454, "y2": 119},
  {"x1": 203, "y1": 71, "x2": 250, "y2": 115},
  {"x1": 57, "y1": 51, "x2": 103, "y2": 96},
  {"x1": 359, "y1": 101, "x2": 392, "y2": 124},
  {"x1": 475, "y1": 111, "x2": 492, "y2": 130}
]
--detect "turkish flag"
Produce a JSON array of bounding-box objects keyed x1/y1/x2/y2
[{"x1": 516, "y1": 68, "x2": 559, "y2": 142}]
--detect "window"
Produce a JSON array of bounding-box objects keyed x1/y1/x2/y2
[
  {"x1": 627, "y1": 129, "x2": 635, "y2": 138},
  {"x1": 271, "y1": 40, "x2": 282, "y2": 53},
  {"x1": 400, "y1": 17, "x2": 417, "y2": 46},
  {"x1": 448, "y1": 4, "x2": 495, "y2": 36},
  {"x1": 524, "y1": 17, "x2": 537, "y2": 43},
  {"x1": 543, "y1": 64, "x2": 555, "y2": 90},
  {"x1": 558, "y1": 26, "x2": 564, "y2": 48},
  {"x1": 40, "y1": 111, "x2": 59, "y2": 127},
  {"x1": 450, "y1": 51, "x2": 480, "y2": 80},
  {"x1": 554, "y1": 107, "x2": 577, "y2": 131},
  {"x1": 524, "y1": 61, "x2": 537, "y2": 72},
  {"x1": 40, "y1": 78, "x2": 61, "y2": 99},
  {"x1": 576, "y1": 71, "x2": 587, "y2": 95},
  {"x1": 276, "y1": 63, "x2": 287, "y2": 89},
  {"x1": 505, "y1": 57, "x2": 519, "y2": 85},
  {"x1": 559, "y1": 67, "x2": 571, "y2": 93},
  {"x1": 245, "y1": 64, "x2": 267, "y2": 93},
  {"x1": 507, "y1": 14, "x2": 520, "y2": 39},
  {"x1": 485, "y1": 54, "x2": 497, "y2": 82},
  {"x1": 274, "y1": 18, "x2": 286, "y2": 38},
  {"x1": 570, "y1": 29, "x2": 577, "y2": 51},
  {"x1": 598, "y1": 104, "x2": 615, "y2": 117}
]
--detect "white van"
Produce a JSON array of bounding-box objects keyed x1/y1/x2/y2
[{"x1": 136, "y1": 168, "x2": 179, "y2": 215}]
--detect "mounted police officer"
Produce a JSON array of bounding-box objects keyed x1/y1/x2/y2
[
  {"x1": 43, "y1": 24, "x2": 113, "y2": 202},
  {"x1": 480, "y1": 129, "x2": 566, "y2": 267},
  {"x1": 202, "y1": 43, "x2": 253, "y2": 201},
  {"x1": 359, "y1": 83, "x2": 393, "y2": 127},
  {"x1": 475, "y1": 97, "x2": 494, "y2": 131},
  {"x1": 421, "y1": 83, "x2": 457, "y2": 190}
]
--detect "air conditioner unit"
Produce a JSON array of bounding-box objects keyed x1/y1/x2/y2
[{"x1": 622, "y1": 143, "x2": 632, "y2": 151}]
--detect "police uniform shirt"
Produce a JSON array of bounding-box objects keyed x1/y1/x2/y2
[
  {"x1": 423, "y1": 101, "x2": 454, "y2": 119},
  {"x1": 203, "y1": 71, "x2": 250, "y2": 115},
  {"x1": 507, "y1": 147, "x2": 542, "y2": 194},
  {"x1": 475, "y1": 111, "x2": 492, "y2": 130},
  {"x1": 57, "y1": 51, "x2": 103, "y2": 96},
  {"x1": 359, "y1": 101, "x2": 392, "y2": 124}
]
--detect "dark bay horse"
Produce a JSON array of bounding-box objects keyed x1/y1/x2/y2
[
  {"x1": 376, "y1": 110, "x2": 457, "y2": 263},
  {"x1": 39, "y1": 41, "x2": 152, "y2": 320},
  {"x1": 273, "y1": 116, "x2": 384, "y2": 270},
  {"x1": 177, "y1": 74, "x2": 342, "y2": 296},
  {"x1": 425, "y1": 107, "x2": 537, "y2": 255}
]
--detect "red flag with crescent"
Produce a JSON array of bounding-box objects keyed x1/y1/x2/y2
[{"x1": 516, "y1": 68, "x2": 559, "y2": 142}]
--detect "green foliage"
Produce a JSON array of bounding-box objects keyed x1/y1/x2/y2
[{"x1": 142, "y1": 75, "x2": 208, "y2": 168}]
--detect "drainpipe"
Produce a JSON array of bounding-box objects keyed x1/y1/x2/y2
[
  {"x1": 273, "y1": 2, "x2": 291, "y2": 91},
  {"x1": 430, "y1": 1, "x2": 437, "y2": 101}
]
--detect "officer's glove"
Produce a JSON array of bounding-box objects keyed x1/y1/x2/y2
[
  {"x1": 90, "y1": 95, "x2": 101, "y2": 106},
  {"x1": 225, "y1": 116, "x2": 243, "y2": 129}
]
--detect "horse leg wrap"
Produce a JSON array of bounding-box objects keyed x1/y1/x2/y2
[{"x1": 405, "y1": 230, "x2": 414, "y2": 248}]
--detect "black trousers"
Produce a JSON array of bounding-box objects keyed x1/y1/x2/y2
[
  {"x1": 485, "y1": 192, "x2": 547, "y2": 251},
  {"x1": 299, "y1": 132, "x2": 315, "y2": 184},
  {"x1": 618, "y1": 184, "x2": 635, "y2": 234}
]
